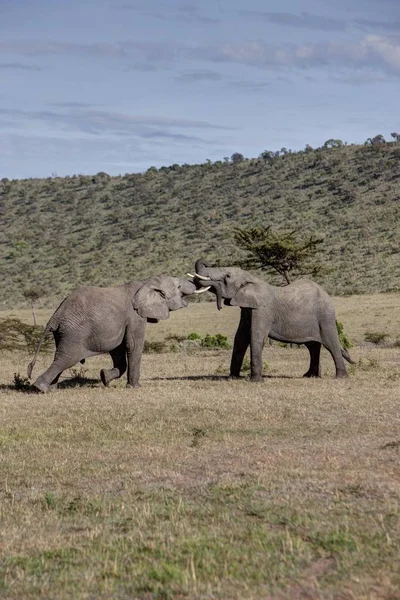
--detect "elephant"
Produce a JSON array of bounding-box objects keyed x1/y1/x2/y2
[
  {"x1": 189, "y1": 259, "x2": 354, "y2": 381},
  {"x1": 27, "y1": 275, "x2": 207, "y2": 392}
]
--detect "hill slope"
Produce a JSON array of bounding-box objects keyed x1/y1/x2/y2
[{"x1": 1, "y1": 141, "x2": 399, "y2": 307}]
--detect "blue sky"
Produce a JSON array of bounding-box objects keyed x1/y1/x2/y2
[{"x1": 1, "y1": 0, "x2": 399, "y2": 178}]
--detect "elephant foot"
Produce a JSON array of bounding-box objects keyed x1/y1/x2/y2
[
  {"x1": 303, "y1": 371, "x2": 321, "y2": 378},
  {"x1": 100, "y1": 369, "x2": 110, "y2": 387},
  {"x1": 126, "y1": 382, "x2": 141, "y2": 389},
  {"x1": 335, "y1": 371, "x2": 349, "y2": 379},
  {"x1": 229, "y1": 373, "x2": 242, "y2": 380},
  {"x1": 32, "y1": 379, "x2": 50, "y2": 393},
  {"x1": 250, "y1": 375, "x2": 263, "y2": 383}
]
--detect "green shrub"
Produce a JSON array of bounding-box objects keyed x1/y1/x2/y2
[
  {"x1": 200, "y1": 333, "x2": 230, "y2": 349},
  {"x1": 336, "y1": 320, "x2": 352, "y2": 349},
  {"x1": 187, "y1": 332, "x2": 201, "y2": 341}
]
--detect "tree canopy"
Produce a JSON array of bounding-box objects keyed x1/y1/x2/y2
[{"x1": 233, "y1": 226, "x2": 324, "y2": 284}]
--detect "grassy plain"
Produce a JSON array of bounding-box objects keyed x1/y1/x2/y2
[{"x1": 1, "y1": 294, "x2": 400, "y2": 599}]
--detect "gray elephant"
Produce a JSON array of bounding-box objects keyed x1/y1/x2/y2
[
  {"x1": 28, "y1": 275, "x2": 206, "y2": 392},
  {"x1": 190, "y1": 259, "x2": 354, "y2": 381}
]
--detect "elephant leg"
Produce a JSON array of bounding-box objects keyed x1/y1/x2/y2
[
  {"x1": 100, "y1": 344, "x2": 127, "y2": 387},
  {"x1": 230, "y1": 308, "x2": 251, "y2": 378},
  {"x1": 32, "y1": 347, "x2": 85, "y2": 393},
  {"x1": 303, "y1": 342, "x2": 321, "y2": 377},
  {"x1": 48, "y1": 373, "x2": 61, "y2": 391},
  {"x1": 320, "y1": 324, "x2": 348, "y2": 378},
  {"x1": 250, "y1": 309, "x2": 271, "y2": 382},
  {"x1": 47, "y1": 333, "x2": 62, "y2": 390},
  {"x1": 125, "y1": 320, "x2": 146, "y2": 388}
]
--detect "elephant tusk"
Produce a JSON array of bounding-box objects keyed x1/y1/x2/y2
[
  {"x1": 186, "y1": 272, "x2": 211, "y2": 281},
  {"x1": 193, "y1": 286, "x2": 211, "y2": 294}
]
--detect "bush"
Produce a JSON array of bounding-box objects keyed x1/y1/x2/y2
[
  {"x1": 200, "y1": 334, "x2": 230, "y2": 349},
  {"x1": 336, "y1": 320, "x2": 352, "y2": 349},
  {"x1": 0, "y1": 318, "x2": 52, "y2": 354},
  {"x1": 13, "y1": 372, "x2": 33, "y2": 391},
  {"x1": 187, "y1": 332, "x2": 201, "y2": 341}
]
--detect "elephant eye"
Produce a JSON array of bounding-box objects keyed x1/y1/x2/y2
[{"x1": 226, "y1": 273, "x2": 231, "y2": 278}]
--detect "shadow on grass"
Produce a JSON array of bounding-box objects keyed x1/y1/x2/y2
[
  {"x1": 0, "y1": 376, "x2": 101, "y2": 393},
  {"x1": 0, "y1": 383, "x2": 40, "y2": 394},
  {"x1": 151, "y1": 374, "x2": 299, "y2": 382},
  {"x1": 2, "y1": 373, "x2": 308, "y2": 393},
  {"x1": 57, "y1": 377, "x2": 100, "y2": 389}
]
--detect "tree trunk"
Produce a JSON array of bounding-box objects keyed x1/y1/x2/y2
[
  {"x1": 283, "y1": 271, "x2": 292, "y2": 284},
  {"x1": 31, "y1": 300, "x2": 37, "y2": 326}
]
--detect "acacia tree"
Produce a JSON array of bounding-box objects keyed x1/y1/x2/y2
[
  {"x1": 233, "y1": 226, "x2": 324, "y2": 284},
  {"x1": 231, "y1": 152, "x2": 245, "y2": 163}
]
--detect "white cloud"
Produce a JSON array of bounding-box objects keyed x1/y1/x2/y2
[
  {"x1": 2, "y1": 34, "x2": 400, "y2": 76},
  {"x1": 207, "y1": 35, "x2": 400, "y2": 76}
]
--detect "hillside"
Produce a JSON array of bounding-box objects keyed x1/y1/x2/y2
[{"x1": 1, "y1": 140, "x2": 399, "y2": 307}]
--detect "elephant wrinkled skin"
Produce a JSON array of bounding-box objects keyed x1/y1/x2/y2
[
  {"x1": 191, "y1": 259, "x2": 354, "y2": 381},
  {"x1": 27, "y1": 276, "x2": 198, "y2": 392}
]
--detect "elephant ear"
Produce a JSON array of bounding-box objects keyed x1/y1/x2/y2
[
  {"x1": 230, "y1": 282, "x2": 263, "y2": 309},
  {"x1": 133, "y1": 279, "x2": 170, "y2": 321}
]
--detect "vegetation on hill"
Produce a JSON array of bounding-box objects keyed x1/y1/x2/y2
[{"x1": 1, "y1": 137, "x2": 399, "y2": 307}]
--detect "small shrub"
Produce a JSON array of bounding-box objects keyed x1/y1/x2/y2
[
  {"x1": 393, "y1": 338, "x2": 400, "y2": 348},
  {"x1": 201, "y1": 333, "x2": 230, "y2": 349},
  {"x1": 336, "y1": 320, "x2": 352, "y2": 349},
  {"x1": 364, "y1": 331, "x2": 389, "y2": 345},
  {"x1": 187, "y1": 332, "x2": 201, "y2": 341},
  {"x1": 69, "y1": 366, "x2": 89, "y2": 382},
  {"x1": 13, "y1": 372, "x2": 32, "y2": 391}
]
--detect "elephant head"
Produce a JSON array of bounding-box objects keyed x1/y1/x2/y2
[
  {"x1": 133, "y1": 275, "x2": 207, "y2": 321},
  {"x1": 188, "y1": 259, "x2": 264, "y2": 311}
]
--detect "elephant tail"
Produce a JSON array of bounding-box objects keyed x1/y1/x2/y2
[
  {"x1": 341, "y1": 347, "x2": 355, "y2": 364},
  {"x1": 27, "y1": 317, "x2": 57, "y2": 379}
]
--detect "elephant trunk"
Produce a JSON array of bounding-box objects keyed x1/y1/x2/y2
[
  {"x1": 195, "y1": 259, "x2": 213, "y2": 275},
  {"x1": 196, "y1": 278, "x2": 224, "y2": 311}
]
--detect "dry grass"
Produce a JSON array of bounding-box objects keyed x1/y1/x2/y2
[{"x1": 1, "y1": 294, "x2": 400, "y2": 599}]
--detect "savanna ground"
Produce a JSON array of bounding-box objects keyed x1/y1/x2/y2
[{"x1": 1, "y1": 294, "x2": 400, "y2": 599}]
